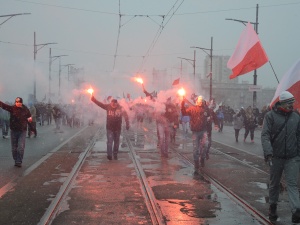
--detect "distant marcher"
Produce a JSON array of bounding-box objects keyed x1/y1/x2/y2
[
  {"x1": 0, "y1": 104, "x2": 10, "y2": 139},
  {"x1": 206, "y1": 103, "x2": 219, "y2": 158},
  {"x1": 244, "y1": 106, "x2": 257, "y2": 143},
  {"x1": 46, "y1": 103, "x2": 53, "y2": 125},
  {"x1": 216, "y1": 106, "x2": 224, "y2": 132},
  {"x1": 27, "y1": 103, "x2": 37, "y2": 138},
  {"x1": 91, "y1": 95, "x2": 129, "y2": 160},
  {"x1": 135, "y1": 103, "x2": 145, "y2": 129},
  {"x1": 165, "y1": 98, "x2": 179, "y2": 144},
  {"x1": 52, "y1": 104, "x2": 62, "y2": 132},
  {"x1": 180, "y1": 111, "x2": 190, "y2": 138},
  {"x1": 0, "y1": 97, "x2": 32, "y2": 167},
  {"x1": 155, "y1": 108, "x2": 170, "y2": 158},
  {"x1": 233, "y1": 109, "x2": 244, "y2": 142},
  {"x1": 261, "y1": 91, "x2": 300, "y2": 223}
]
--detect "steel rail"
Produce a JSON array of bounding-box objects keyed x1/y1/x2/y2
[
  {"x1": 175, "y1": 150, "x2": 273, "y2": 225},
  {"x1": 124, "y1": 131, "x2": 166, "y2": 225},
  {"x1": 38, "y1": 127, "x2": 102, "y2": 225}
]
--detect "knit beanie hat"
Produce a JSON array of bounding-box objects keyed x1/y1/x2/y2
[{"x1": 279, "y1": 91, "x2": 295, "y2": 104}]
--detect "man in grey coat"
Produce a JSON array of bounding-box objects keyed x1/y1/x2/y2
[{"x1": 261, "y1": 90, "x2": 300, "y2": 223}]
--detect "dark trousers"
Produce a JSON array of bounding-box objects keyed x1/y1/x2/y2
[
  {"x1": 28, "y1": 122, "x2": 37, "y2": 137},
  {"x1": 106, "y1": 129, "x2": 121, "y2": 157},
  {"x1": 234, "y1": 129, "x2": 241, "y2": 141},
  {"x1": 244, "y1": 127, "x2": 255, "y2": 140}
]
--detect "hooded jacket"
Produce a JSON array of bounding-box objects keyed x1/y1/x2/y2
[{"x1": 261, "y1": 101, "x2": 300, "y2": 159}]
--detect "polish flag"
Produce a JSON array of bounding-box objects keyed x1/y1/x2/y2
[
  {"x1": 227, "y1": 22, "x2": 268, "y2": 79},
  {"x1": 172, "y1": 78, "x2": 180, "y2": 86},
  {"x1": 270, "y1": 58, "x2": 300, "y2": 109}
]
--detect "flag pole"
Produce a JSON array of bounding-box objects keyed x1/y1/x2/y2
[{"x1": 268, "y1": 61, "x2": 279, "y2": 84}]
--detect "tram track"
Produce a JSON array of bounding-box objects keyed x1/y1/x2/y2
[
  {"x1": 8, "y1": 123, "x2": 284, "y2": 224},
  {"x1": 38, "y1": 127, "x2": 103, "y2": 225},
  {"x1": 173, "y1": 149, "x2": 272, "y2": 225},
  {"x1": 125, "y1": 126, "x2": 272, "y2": 224},
  {"x1": 125, "y1": 132, "x2": 166, "y2": 225},
  {"x1": 143, "y1": 126, "x2": 274, "y2": 225}
]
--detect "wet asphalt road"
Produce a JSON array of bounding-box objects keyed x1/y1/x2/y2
[{"x1": 0, "y1": 122, "x2": 297, "y2": 224}]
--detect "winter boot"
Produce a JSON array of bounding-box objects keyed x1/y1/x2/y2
[
  {"x1": 292, "y1": 208, "x2": 300, "y2": 223},
  {"x1": 269, "y1": 204, "x2": 278, "y2": 221}
]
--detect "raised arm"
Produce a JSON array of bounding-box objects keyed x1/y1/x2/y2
[{"x1": 91, "y1": 96, "x2": 108, "y2": 110}]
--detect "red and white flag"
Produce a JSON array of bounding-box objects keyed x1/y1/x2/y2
[
  {"x1": 270, "y1": 58, "x2": 300, "y2": 110},
  {"x1": 172, "y1": 78, "x2": 180, "y2": 86},
  {"x1": 227, "y1": 22, "x2": 268, "y2": 79}
]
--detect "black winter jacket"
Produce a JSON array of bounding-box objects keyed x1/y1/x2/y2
[
  {"x1": 91, "y1": 96, "x2": 129, "y2": 131},
  {"x1": 0, "y1": 101, "x2": 31, "y2": 131}
]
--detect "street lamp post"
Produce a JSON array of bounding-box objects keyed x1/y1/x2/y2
[
  {"x1": 53, "y1": 56, "x2": 68, "y2": 98},
  {"x1": 49, "y1": 50, "x2": 67, "y2": 102},
  {"x1": 60, "y1": 63, "x2": 75, "y2": 94},
  {"x1": 0, "y1": 13, "x2": 31, "y2": 27},
  {"x1": 34, "y1": 32, "x2": 57, "y2": 102},
  {"x1": 178, "y1": 50, "x2": 196, "y2": 89},
  {"x1": 226, "y1": 4, "x2": 259, "y2": 108},
  {"x1": 191, "y1": 37, "x2": 213, "y2": 101}
]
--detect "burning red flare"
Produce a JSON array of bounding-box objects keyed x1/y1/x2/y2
[
  {"x1": 134, "y1": 77, "x2": 143, "y2": 84},
  {"x1": 87, "y1": 88, "x2": 94, "y2": 95},
  {"x1": 177, "y1": 87, "x2": 186, "y2": 96}
]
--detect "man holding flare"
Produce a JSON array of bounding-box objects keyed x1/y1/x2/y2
[
  {"x1": 88, "y1": 88, "x2": 130, "y2": 160},
  {"x1": 181, "y1": 92, "x2": 210, "y2": 169}
]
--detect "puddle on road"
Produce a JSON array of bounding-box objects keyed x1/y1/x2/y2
[
  {"x1": 251, "y1": 181, "x2": 268, "y2": 189},
  {"x1": 256, "y1": 196, "x2": 268, "y2": 204}
]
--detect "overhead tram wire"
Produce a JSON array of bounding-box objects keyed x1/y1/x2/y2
[
  {"x1": 137, "y1": 0, "x2": 185, "y2": 72},
  {"x1": 14, "y1": 0, "x2": 300, "y2": 16},
  {"x1": 112, "y1": 1, "x2": 169, "y2": 71},
  {"x1": 112, "y1": 0, "x2": 122, "y2": 70},
  {"x1": 14, "y1": 0, "x2": 119, "y2": 15}
]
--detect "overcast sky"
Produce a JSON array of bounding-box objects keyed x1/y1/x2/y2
[{"x1": 1, "y1": 0, "x2": 299, "y2": 103}]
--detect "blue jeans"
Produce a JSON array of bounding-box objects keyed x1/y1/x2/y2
[
  {"x1": 192, "y1": 130, "x2": 208, "y2": 162},
  {"x1": 10, "y1": 130, "x2": 27, "y2": 163},
  {"x1": 157, "y1": 122, "x2": 170, "y2": 157},
  {"x1": 106, "y1": 129, "x2": 121, "y2": 157},
  {"x1": 182, "y1": 121, "x2": 189, "y2": 137},
  {"x1": 269, "y1": 156, "x2": 300, "y2": 213}
]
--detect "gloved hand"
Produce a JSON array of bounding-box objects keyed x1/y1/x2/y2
[
  {"x1": 126, "y1": 124, "x2": 130, "y2": 130},
  {"x1": 264, "y1": 154, "x2": 273, "y2": 166}
]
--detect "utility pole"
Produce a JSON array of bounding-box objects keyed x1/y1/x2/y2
[
  {"x1": 61, "y1": 63, "x2": 75, "y2": 95},
  {"x1": 178, "y1": 50, "x2": 196, "y2": 91},
  {"x1": 50, "y1": 54, "x2": 67, "y2": 100},
  {"x1": 191, "y1": 37, "x2": 213, "y2": 101},
  {"x1": 226, "y1": 4, "x2": 259, "y2": 108},
  {"x1": 33, "y1": 32, "x2": 56, "y2": 102},
  {"x1": 48, "y1": 48, "x2": 51, "y2": 103}
]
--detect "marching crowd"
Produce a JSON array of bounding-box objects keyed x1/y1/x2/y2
[{"x1": 1, "y1": 89, "x2": 300, "y2": 223}]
